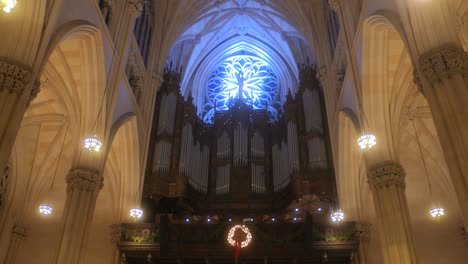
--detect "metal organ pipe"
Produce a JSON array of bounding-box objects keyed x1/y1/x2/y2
[
  {"x1": 250, "y1": 131, "x2": 264, "y2": 158},
  {"x1": 153, "y1": 141, "x2": 172, "y2": 173},
  {"x1": 216, "y1": 165, "x2": 230, "y2": 195},
  {"x1": 302, "y1": 89, "x2": 323, "y2": 133},
  {"x1": 234, "y1": 123, "x2": 248, "y2": 166},
  {"x1": 308, "y1": 137, "x2": 327, "y2": 171},
  {"x1": 272, "y1": 143, "x2": 292, "y2": 192},
  {"x1": 157, "y1": 92, "x2": 177, "y2": 136},
  {"x1": 251, "y1": 164, "x2": 265, "y2": 194},
  {"x1": 287, "y1": 122, "x2": 300, "y2": 171},
  {"x1": 178, "y1": 123, "x2": 193, "y2": 175},
  {"x1": 217, "y1": 132, "x2": 230, "y2": 160}
]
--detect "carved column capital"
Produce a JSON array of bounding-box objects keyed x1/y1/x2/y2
[
  {"x1": 109, "y1": 224, "x2": 122, "y2": 244},
  {"x1": 419, "y1": 45, "x2": 468, "y2": 82},
  {"x1": 355, "y1": 222, "x2": 371, "y2": 242},
  {"x1": 0, "y1": 59, "x2": 31, "y2": 94},
  {"x1": 368, "y1": 161, "x2": 406, "y2": 190},
  {"x1": 128, "y1": 0, "x2": 143, "y2": 14},
  {"x1": 11, "y1": 224, "x2": 27, "y2": 240},
  {"x1": 27, "y1": 80, "x2": 42, "y2": 106},
  {"x1": 152, "y1": 72, "x2": 164, "y2": 86},
  {"x1": 316, "y1": 66, "x2": 328, "y2": 84},
  {"x1": 66, "y1": 168, "x2": 103, "y2": 192},
  {"x1": 328, "y1": 0, "x2": 341, "y2": 11}
]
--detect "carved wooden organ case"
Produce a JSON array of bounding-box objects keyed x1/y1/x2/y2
[{"x1": 144, "y1": 66, "x2": 335, "y2": 213}]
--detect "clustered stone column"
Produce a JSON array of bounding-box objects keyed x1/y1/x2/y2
[
  {"x1": 4, "y1": 224, "x2": 27, "y2": 264},
  {"x1": 368, "y1": 161, "x2": 418, "y2": 264},
  {"x1": 416, "y1": 45, "x2": 468, "y2": 230},
  {"x1": 55, "y1": 169, "x2": 103, "y2": 264},
  {"x1": 0, "y1": 59, "x2": 34, "y2": 175}
]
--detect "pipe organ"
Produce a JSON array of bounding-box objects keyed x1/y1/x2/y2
[{"x1": 145, "y1": 65, "x2": 335, "y2": 211}]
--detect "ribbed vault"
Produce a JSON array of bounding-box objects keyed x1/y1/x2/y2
[{"x1": 164, "y1": 0, "x2": 314, "y2": 119}]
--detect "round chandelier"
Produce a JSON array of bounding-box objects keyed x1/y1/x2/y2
[
  {"x1": 430, "y1": 207, "x2": 445, "y2": 219},
  {"x1": 330, "y1": 209, "x2": 345, "y2": 223},
  {"x1": 83, "y1": 136, "x2": 102, "y2": 152},
  {"x1": 227, "y1": 225, "x2": 252, "y2": 248},
  {"x1": 38, "y1": 204, "x2": 53, "y2": 216},
  {"x1": 1, "y1": 0, "x2": 17, "y2": 13},
  {"x1": 357, "y1": 133, "x2": 376, "y2": 150},
  {"x1": 129, "y1": 208, "x2": 143, "y2": 219}
]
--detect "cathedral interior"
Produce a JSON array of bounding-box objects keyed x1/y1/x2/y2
[{"x1": 0, "y1": 0, "x2": 468, "y2": 263}]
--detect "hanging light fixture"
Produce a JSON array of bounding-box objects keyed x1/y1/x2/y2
[
  {"x1": 83, "y1": 136, "x2": 103, "y2": 152},
  {"x1": 410, "y1": 117, "x2": 445, "y2": 220},
  {"x1": 38, "y1": 204, "x2": 53, "y2": 216},
  {"x1": 1, "y1": 0, "x2": 17, "y2": 13},
  {"x1": 330, "y1": 209, "x2": 345, "y2": 223},
  {"x1": 38, "y1": 124, "x2": 70, "y2": 217},
  {"x1": 357, "y1": 133, "x2": 376, "y2": 150},
  {"x1": 129, "y1": 208, "x2": 143, "y2": 219}
]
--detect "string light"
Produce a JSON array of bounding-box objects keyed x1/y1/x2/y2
[
  {"x1": 1, "y1": 0, "x2": 17, "y2": 13},
  {"x1": 357, "y1": 133, "x2": 376, "y2": 150},
  {"x1": 227, "y1": 225, "x2": 252, "y2": 248},
  {"x1": 84, "y1": 136, "x2": 102, "y2": 152},
  {"x1": 129, "y1": 208, "x2": 143, "y2": 219}
]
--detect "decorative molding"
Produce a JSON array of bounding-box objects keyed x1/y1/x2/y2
[
  {"x1": 419, "y1": 45, "x2": 468, "y2": 82},
  {"x1": 368, "y1": 161, "x2": 406, "y2": 190},
  {"x1": 457, "y1": 13, "x2": 468, "y2": 31},
  {"x1": 0, "y1": 59, "x2": 31, "y2": 94},
  {"x1": 66, "y1": 169, "x2": 103, "y2": 192}
]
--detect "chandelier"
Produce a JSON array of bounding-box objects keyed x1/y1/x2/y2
[
  {"x1": 330, "y1": 209, "x2": 344, "y2": 223},
  {"x1": 430, "y1": 207, "x2": 445, "y2": 219},
  {"x1": 39, "y1": 204, "x2": 53, "y2": 216},
  {"x1": 1, "y1": 0, "x2": 16, "y2": 13},
  {"x1": 130, "y1": 208, "x2": 143, "y2": 219},
  {"x1": 357, "y1": 133, "x2": 376, "y2": 150},
  {"x1": 84, "y1": 136, "x2": 102, "y2": 152}
]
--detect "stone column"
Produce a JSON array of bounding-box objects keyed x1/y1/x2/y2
[
  {"x1": 368, "y1": 161, "x2": 418, "y2": 264},
  {"x1": 4, "y1": 224, "x2": 27, "y2": 264},
  {"x1": 55, "y1": 168, "x2": 103, "y2": 264},
  {"x1": 0, "y1": 59, "x2": 33, "y2": 175},
  {"x1": 416, "y1": 45, "x2": 468, "y2": 229}
]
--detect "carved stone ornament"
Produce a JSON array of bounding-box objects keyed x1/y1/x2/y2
[
  {"x1": 152, "y1": 72, "x2": 164, "y2": 85},
  {"x1": 355, "y1": 222, "x2": 371, "y2": 242},
  {"x1": 11, "y1": 224, "x2": 27, "y2": 240},
  {"x1": 328, "y1": 0, "x2": 340, "y2": 11},
  {"x1": 419, "y1": 45, "x2": 468, "y2": 82},
  {"x1": 316, "y1": 66, "x2": 328, "y2": 84},
  {"x1": 368, "y1": 161, "x2": 406, "y2": 190},
  {"x1": 66, "y1": 169, "x2": 103, "y2": 192},
  {"x1": 27, "y1": 80, "x2": 41, "y2": 106},
  {"x1": 128, "y1": 0, "x2": 143, "y2": 13},
  {"x1": 109, "y1": 224, "x2": 122, "y2": 244},
  {"x1": 0, "y1": 59, "x2": 31, "y2": 94}
]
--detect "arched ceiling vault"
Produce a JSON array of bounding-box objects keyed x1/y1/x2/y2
[{"x1": 162, "y1": 0, "x2": 319, "y2": 119}]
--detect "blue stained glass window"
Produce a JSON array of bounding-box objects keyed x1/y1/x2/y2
[{"x1": 203, "y1": 55, "x2": 281, "y2": 124}]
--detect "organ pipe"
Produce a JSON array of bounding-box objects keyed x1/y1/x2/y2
[
  {"x1": 302, "y1": 89, "x2": 323, "y2": 133},
  {"x1": 250, "y1": 131, "x2": 264, "y2": 158},
  {"x1": 157, "y1": 92, "x2": 177, "y2": 136},
  {"x1": 287, "y1": 122, "x2": 300, "y2": 171},
  {"x1": 308, "y1": 137, "x2": 327, "y2": 170},
  {"x1": 234, "y1": 123, "x2": 248, "y2": 166},
  {"x1": 216, "y1": 165, "x2": 230, "y2": 195},
  {"x1": 251, "y1": 164, "x2": 265, "y2": 194}
]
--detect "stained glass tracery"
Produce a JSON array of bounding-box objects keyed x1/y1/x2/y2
[{"x1": 203, "y1": 55, "x2": 281, "y2": 124}]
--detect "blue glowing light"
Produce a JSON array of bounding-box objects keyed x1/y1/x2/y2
[{"x1": 203, "y1": 55, "x2": 281, "y2": 124}]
